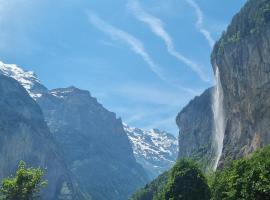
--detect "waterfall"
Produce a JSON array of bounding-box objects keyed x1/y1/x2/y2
[{"x1": 212, "y1": 66, "x2": 225, "y2": 171}]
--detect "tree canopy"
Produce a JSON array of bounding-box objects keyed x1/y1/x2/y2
[
  {"x1": 211, "y1": 145, "x2": 270, "y2": 200},
  {"x1": 159, "y1": 159, "x2": 211, "y2": 200},
  {"x1": 0, "y1": 161, "x2": 47, "y2": 200},
  {"x1": 132, "y1": 145, "x2": 270, "y2": 200},
  {"x1": 131, "y1": 159, "x2": 211, "y2": 200}
]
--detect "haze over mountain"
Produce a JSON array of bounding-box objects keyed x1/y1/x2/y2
[
  {"x1": 0, "y1": 62, "x2": 150, "y2": 199},
  {"x1": 0, "y1": 62, "x2": 182, "y2": 199}
]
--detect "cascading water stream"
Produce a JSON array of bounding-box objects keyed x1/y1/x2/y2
[{"x1": 212, "y1": 66, "x2": 225, "y2": 171}]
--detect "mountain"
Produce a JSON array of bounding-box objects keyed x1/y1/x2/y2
[
  {"x1": 176, "y1": 0, "x2": 270, "y2": 169},
  {"x1": 211, "y1": 0, "x2": 270, "y2": 166},
  {"x1": 131, "y1": 0, "x2": 270, "y2": 199},
  {"x1": 123, "y1": 124, "x2": 178, "y2": 179},
  {"x1": 0, "y1": 61, "x2": 47, "y2": 99},
  {"x1": 38, "y1": 87, "x2": 149, "y2": 200},
  {"x1": 0, "y1": 62, "x2": 149, "y2": 200},
  {"x1": 0, "y1": 72, "x2": 82, "y2": 199},
  {"x1": 131, "y1": 0, "x2": 270, "y2": 198},
  {"x1": 176, "y1": 88, "x2": 215, "y2": 171}
]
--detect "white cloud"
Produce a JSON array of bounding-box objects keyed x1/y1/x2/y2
[
  {"x1": 88, "y1": 12, "x2": 199, "y2": 95},
  {"x1": 88, "y1": 13, "x2": 167, "y2": 80},
  {"x1": 128, "y1": 0, "x2": 209, "y2": 82},
  {"x1": 185, "y1": 0, "x2": 215, "y2": 48}
]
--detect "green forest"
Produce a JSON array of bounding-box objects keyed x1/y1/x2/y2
[{"x1": 131, "y1": 145, "x2": 270, "y2": 200}]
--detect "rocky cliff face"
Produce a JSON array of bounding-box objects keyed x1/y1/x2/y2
[
  {"x1": 37, "y1": 87, "x2": 148, "y2": 200},
  {"x1": 0, "y1": 74, "x2": 81, "y2": 200},
  {"x1": 176, "y1": 88, "x2": 215, "y2": 170},
  {"x1": 0, "y1": 62, "x2": 149, "y2": 200},
  {"x1": 177, "y1": 0, "x2": 270, "y2": 169},
  {"x1": 212, "y1": 0, "x2": 270, "y2": 166},
  {"x1": 124, "y1": 124, "x2": 178, "y2": 179}
]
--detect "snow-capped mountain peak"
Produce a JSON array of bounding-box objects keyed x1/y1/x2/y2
[
  {"x1": 0, "y1": 61, "x2": 46, "y2": 99},
  {"x1": 123, "y1": 123, "x2": 178, "y2": 179}
]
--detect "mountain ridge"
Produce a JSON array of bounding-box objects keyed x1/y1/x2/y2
[
  {"x1": 0, "y1": 73, "x2": 83, "y2": 199},
  {"x1": 0, "y1": 61, "x2": 149, "y2": 200},
  {"x1": 124, "y1": 123, "x2": 178, "y2": 179}
]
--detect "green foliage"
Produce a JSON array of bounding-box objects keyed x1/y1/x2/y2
[
  {"x1": 130, "y1": 172, "x2": 169, "y2": 200},
  {"x1": 132, "y1": 145, "x2": 270, "y2": 200},
  {"x1": 211, "y1": 145, "x2": 270, "y2": 200},
  {"x1": 159, "y1": 159, "x2": 211, "y2": 200},
  {"x1": 131, "y1": 159, "x2": 211, "y2": 200},
  {"x1": 0, "y1": 161, "x2": 47, "y2": 200}
]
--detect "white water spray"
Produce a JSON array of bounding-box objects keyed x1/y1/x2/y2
[{"x1": 212, "y1": 66, "x2": 225, "y2": 170}]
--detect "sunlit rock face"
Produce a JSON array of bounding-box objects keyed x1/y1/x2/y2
[
  {"x1": 211, "y1": 0, "x2": 270, "y2": 166},
  {"x1": 0, "y1": 62, "x2": 47, "y2": 99},
  {"x1": 124, "y1": 124, "x2": 178, "y2": 180},
  {"x1": 0, "y1": 74, "x2": 81, "y2": 200},
  {"x1": 176, "y1": 0, "x2": 270, "y2": 169}
]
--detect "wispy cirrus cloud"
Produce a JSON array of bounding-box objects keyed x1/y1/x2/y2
[
  {"x1": 88, "y1": 13, "x2": 167, "y2": 81},
  {"x1": 88, "y1": 12, "x2": 199, "y2": 95},
  {"x1": 185, "y1": 0, "x2": 215, "y2": 48},
  {"x1": 127, "y1": 0, "x2": 209, "y2": 82}
]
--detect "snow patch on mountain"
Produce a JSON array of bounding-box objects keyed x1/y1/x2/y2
[
  {"x1": 124, "y1": 123, "x2": 178, "y2": 179},
  {"x1": 0, "y1": 61, "x2": 46, "y2": 99}
]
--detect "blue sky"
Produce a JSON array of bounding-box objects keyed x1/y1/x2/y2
[{"x1": 0, "y1": 0, "x2": 246, "y2": 135}]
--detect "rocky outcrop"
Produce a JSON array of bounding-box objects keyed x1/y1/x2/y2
[
  {"x1": 176, "y1": 88, "x2": 215, "y2": 170},
  {"x1": 0, "y1": 74, "x2": 82, "y2": 200},
  {"x1": 124, "y1": 124, "x2": 178, "y2": 180},
  {"x1": 212, "y1": 0, "x2": 270, "y2": 166}
]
